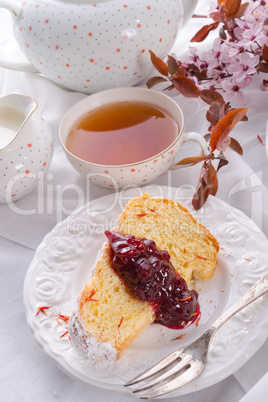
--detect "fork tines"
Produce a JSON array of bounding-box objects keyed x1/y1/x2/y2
[{"x1": 125, "y1": 347, "x2": 203, "y2": 399}]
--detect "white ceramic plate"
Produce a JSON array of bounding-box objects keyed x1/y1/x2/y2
[{"x1": 23, "y1": 186, "x2": 268, "y2": 398}]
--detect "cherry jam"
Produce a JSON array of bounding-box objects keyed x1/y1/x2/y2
[{"x1": 105, "y1": 231, "x2": 200, "y2": 329}]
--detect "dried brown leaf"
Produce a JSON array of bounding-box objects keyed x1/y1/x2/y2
[
  {"x1": 216, "y1": 133, "x2": 231, "y2": 151},
  {"x1": 235, "y1": 2, "x2": 249, "y2": 18},
  {"x1": 149, "y1": 50, "x2": 169, "y2": 77},
  {"x1": 209, "y1": 108, "x2": 248, "y2": 152},
  {"x1": 263, "y1": 44, "x2": 268, "y2": 64},
  {"x1": 200, "y1": 69, "x2": 208, "y2": 79},
  {"x1": 225, "y1": 0, "x2": 241, "y2": 17},
  {"x1": 229, "y1": 137, "x2": 243, "y2": 155},
  {"x1": 172, "y1": 76, "x2": 200, "y2": 98},
  {"x1": 175, "y1": 155, "x2": 207, "y2": 167},
  {"x1": 192, "y1": 178, "x2": 210, "y2": 210},
  {"x1": 177, "y1": 65, "x2": 187, "y2": 76},
  {"x1": 206, "y1": 99, "x2": 226, "y2": 128},
  {"x1": 167, "y1": 55, "x2": 180, "y2": 75},
  {"x1": 200, "y1": 89, "x2": 224, "y2": 105},
  {"x1": 146, "y1": 76, "x2": 169, "y2": 89},
  {"x1": 217, "y1": 157, "x2": 229, "y2": 172},
  {"x1": 192, "y1": 161, "x2": 210, "y2": 210},
  {"x1": 208, "y1": 163, "x2": 218, "y2": 196},
  {"x1": 219, "y1": 2, "x2": 228, "y2": 18},
  {"x1": 190, "y1": 21, "x2": 220, "y2": 43},
  {"x1": 219, "y1": 25, "x2": 227, "y2": 40},
  {"x1": 257, "y1": 62, "x2": 268, "y2": 73},
  {"x1": 188, "y1": 63, "x2": 200, "y2": 76}
]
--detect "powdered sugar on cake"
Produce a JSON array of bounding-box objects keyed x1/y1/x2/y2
[
  {"x1": 69, "y1": 293, "x2": 117, "y2": 361},
  {"x1": 68, "y1": 241, "x2": 118, "y2": 361}
]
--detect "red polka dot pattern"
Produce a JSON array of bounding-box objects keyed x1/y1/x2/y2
[
  {"x1": 14, "y1": 0, "x2": 183, "y2": 94},
  {"x1": 69, "y1": 145, "x2": 179, "y2": 190},
  {"x1": 0, "y1": 101, "x2": 53, "y2": 203}
]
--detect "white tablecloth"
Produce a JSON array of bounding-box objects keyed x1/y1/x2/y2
[{"x1": 0, "y1": 1, "x2": 267, "y2": 401}]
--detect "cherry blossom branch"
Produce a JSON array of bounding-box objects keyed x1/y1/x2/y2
[{"x1": 146, "y1": 0, "x2": 268, "y2": 210}]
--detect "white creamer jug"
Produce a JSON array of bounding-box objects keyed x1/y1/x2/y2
[{"x1": 0, "y1": 94, "x2": 53, "y2": 203}]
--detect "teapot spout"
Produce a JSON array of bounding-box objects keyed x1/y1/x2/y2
[
  {"x1": 0, "y1": 94, "x2": 37, "y2": 150},
  {"x1": 181, "y1": 0, "x2": 198, "y2": 27}
]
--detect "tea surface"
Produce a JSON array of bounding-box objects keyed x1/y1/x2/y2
[{"x1": 66, "y1": 102, "x2": 179, "y2": 165}]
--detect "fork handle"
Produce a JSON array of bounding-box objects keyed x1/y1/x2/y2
[{"x1": 210, "y1": 272, "x2": 268, "y2": 335}]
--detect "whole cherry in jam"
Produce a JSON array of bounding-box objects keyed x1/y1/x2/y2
[{"x1": 105, "y1": 231, "x2": 200, "y2": 329}]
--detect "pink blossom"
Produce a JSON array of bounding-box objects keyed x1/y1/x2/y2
[
  {"x1": 181, "y1": 46, "x2": 200, "y2": 67},
  {"x1": 207, "y1": 63, "x2": 228, "y2": 81},
  {"x1": 258, "y1": 24, "x2": 268, "y2": 47},
  {"x1": 226, "y1": 43, "x2": 245, "y2": 57},
  {"x1": 207, "y1": 39, "x2": 229, "y2": 63},
  {"x1": 227, "y1": 53, "x2": 259, "y2": 82},
  {"x1": 221, "y1": 77, "x2": 252, "y2": 103},
  {"x1": 170, "y1": 0, "x2": 267, "y2": 106},
  {"x1": 208, "y1": 1, "x2": 218, "y2": 14},
  {"x1": 238, "y1": 23, "x2": 263, "y2": 50},
  {"x1": 246, "y1": 1, "x2": 268, "y2": 22},
  {"x1": 205, "y1": 39, "x2": 230, "y2": 79},
  {"x1": 233, "y1": 2, "x2": 267, "y2": 50}
]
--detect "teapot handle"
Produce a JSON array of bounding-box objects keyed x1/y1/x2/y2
[
  {"x1": 181, "y1": 0, "x2": 198, "y2": 27},
  {"x1": 0, "y1": 0, "x2": 39, "y2": 73}
]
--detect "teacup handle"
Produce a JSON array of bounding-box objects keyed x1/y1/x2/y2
[
  {"x1": 0, "y1": 0, "x2": 39, "y2": 73},
  {"x1": 170, "y1": 131, "x2": 208, "y2": 170}
]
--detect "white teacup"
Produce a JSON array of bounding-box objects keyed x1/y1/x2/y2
[{"x1": 59, "y1": 87, "x2": 207, "y2": 189}]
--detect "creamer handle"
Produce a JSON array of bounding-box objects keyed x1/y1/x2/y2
[{"x1": 0, "y1": 0, "x2": 39, "y2": 73}]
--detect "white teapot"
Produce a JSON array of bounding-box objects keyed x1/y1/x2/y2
[{"x1": 0, "y1": 0, "x2": 198, "y2": 94}]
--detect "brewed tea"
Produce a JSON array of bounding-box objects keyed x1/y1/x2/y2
[{"x1": 66, "y1": 101, "x2": 179, "y2": 165}]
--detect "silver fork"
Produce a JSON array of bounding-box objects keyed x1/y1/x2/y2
[{"x1": 125, "y1": 271, "x2": 268, "y2": 399}]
